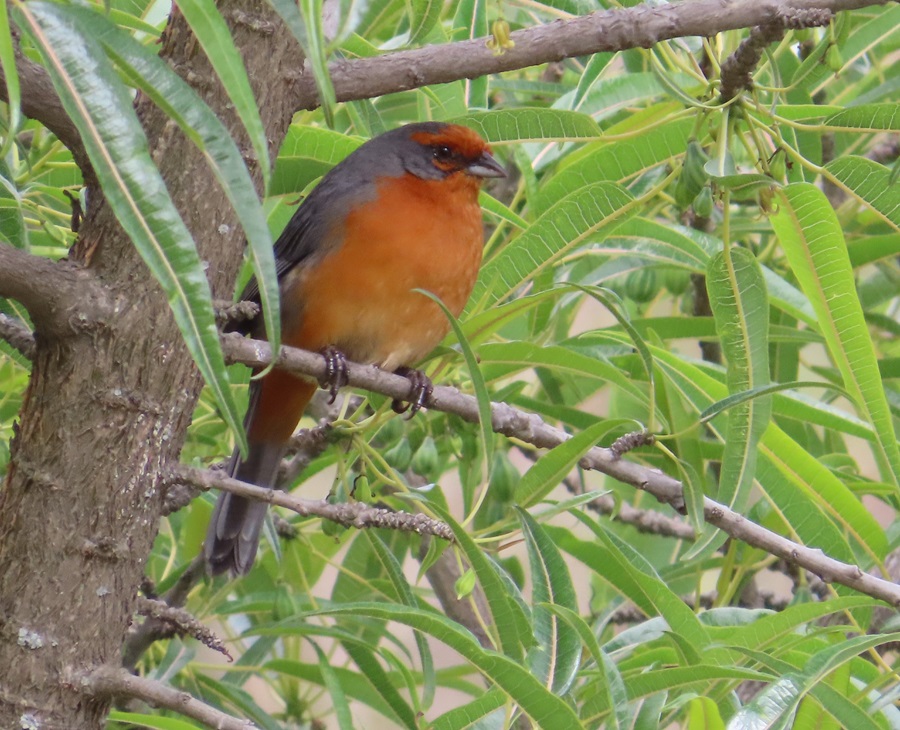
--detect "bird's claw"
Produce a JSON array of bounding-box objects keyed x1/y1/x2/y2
[
  {"x1": 319, "y1": 346, "x2": 349, "y2": 404},
  {"x1": 391, "y1": 367, "x2": 433, "y2": 418}
]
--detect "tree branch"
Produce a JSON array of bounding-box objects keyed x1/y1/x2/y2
[
  {"x1": 0, "y1": 39, "x2": 91, "y2": 179},
  {"x1": 80, "y1": 666, "x2": 255, "y2": 730},
  {"x1": 221, "y1": 334, "x2": 900, "y2": 607},
  {"x1": 0, "y1": 242, "x2": 109, "y2": 337},
  {"x1": 0, "y1": 313, "x2": 35, "y2": 360},
  {"x1": 719, "y1": 9, "x2": 831, "y2": 103},
  {"x1": 292, "y1": 0, "x2": 890, "y2": 111},
  {"x1": 175, "y1": 464, "x2": 456, "y2": 540}
]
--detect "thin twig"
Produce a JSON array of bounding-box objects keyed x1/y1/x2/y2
[
  {"x1": 79, "y1": 666, "x2": 256, "y2": 730},
  {"x1": 175, "y1": 464, "x2": 456, "y2": 541},
  {"x1": 134, "y1": 596, "x2": 232, "y2": 661}
]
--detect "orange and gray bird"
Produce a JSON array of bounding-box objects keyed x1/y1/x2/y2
[{"x1": 205, "y1": 122, "x2": 505, "y2": 575}]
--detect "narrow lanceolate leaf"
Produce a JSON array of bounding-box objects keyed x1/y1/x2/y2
[
  {"x1": 0, "y1": 0, "x2": 20, "y2": 159},
  {"x1": 298, "y1": 0, "x2": 337, "y2": 126},
  {"x1": 534, "y1": 119, "x2": 693, "y2": 214},
  {"x1": 309, "y1": 641, "x2": 354, "y2": 730},
  {"x1": 471, "y1": 182, "x2": 637, "y2": 310},
  {"x1": 408, "y1": 0, "x2": 442, "y2": 44},
  {"x1": 311, "y1": 602, "x2": 585, "y2": 730},
  {"x1": 515, "y1": 418, "x2": 623, "y2": 509},
  {"x1": 431, "y1": 689, "x2": 507, "y2": 730},
  {"x1": 264, "y1": 0, "x2": 336, "y2": 125},
  {"x1": 517, "y1": 509, "x2": 580, "y2": 695},
  {"x1": 428, "y1": 503, "x2": 530, "y2": 662},
  {"x1": 174, "y1": 0, "x2": 270, "y2": 182},
  {"x1": 706, "y1": 247, "x2": 771, "y2": 514},
  {"x1": 730, "y1": 633, "x2": 900, "y2": 730},
  {"x1": 68, "y1": 7, "x2": 280, "y2": 366},
  {"x1": 772, "y1": 184, "x2": 900, "y2": 489},
  {"x1": 825, "y1": 156, "x2": 900, "y2": 229},
  {"x1": 455, "y1": 108, "x2": 602, "y2": 144},
  {"x1": 18, "y1": 1, "x2": 247, "y2": 453},
  {"x1": 364, "y1": 533, "x2": 435, "y2": 708},
  {"x1": 824, "y1": 104, "x2": 900, "y2": 132}
]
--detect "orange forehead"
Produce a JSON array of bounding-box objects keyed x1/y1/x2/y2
[{"x1": 410, "y1": 125, "x2": 491, "y2": 158}]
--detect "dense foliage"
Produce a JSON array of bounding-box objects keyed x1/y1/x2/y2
[{"x1": 1, "y1": 1, "x2": 899, "y2": 728}]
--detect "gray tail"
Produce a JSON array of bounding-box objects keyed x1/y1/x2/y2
[{"x1": 204, "y1": 416, "x2": 286, "y2": 574}]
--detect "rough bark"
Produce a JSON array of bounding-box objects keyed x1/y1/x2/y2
[{"x1": 0, "y1": 1, "x2": 304, "y2": 727}]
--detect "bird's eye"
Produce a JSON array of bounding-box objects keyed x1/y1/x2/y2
[{"x1": 433, "y1": 145, "x2": 453, "y2": 161}]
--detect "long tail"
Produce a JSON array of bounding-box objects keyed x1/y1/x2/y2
[{"x1": 205, "y1": 372, "x2": 316, "y2": 575}]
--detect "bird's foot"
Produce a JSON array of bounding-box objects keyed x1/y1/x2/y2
[
  {"x1": 319, "y1": 346, "x2": 349, "y2": 404},
  {"x1": 391, "y1": 367, "x2": 433, "y2": 418}
]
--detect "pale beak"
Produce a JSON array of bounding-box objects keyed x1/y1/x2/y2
[{"x1": 466, "y1": 151, "x2": 507, "y2": 178}]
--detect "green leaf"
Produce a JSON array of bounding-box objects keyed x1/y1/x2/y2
[
  {"x1": 732, "y1": 633, "x2": 900, "y2": 729},
  {"x1": 0, "y1": 0, "x2": 20, "y2": 159},
  {"x1": 298, "y1": 0, "x2": 337, "y2": 126},
  {"x1": 309, "y1": 602, "x2": 585, "y2": 729},
  {"x1": 825, "y1": 103, "x2": 900, "y2": 131},
  {"x1": 427, "y1": 502, "x2": 531, "y2": 662},
  {"x1": 772, "y1": 183, "x2": 900, "y2": 489},
  {"x1": 515, "y1": 418, "x2": 624, "y2": 509},
  {"x1": 18, "y1": 1, "x2": 246, "y2": 454},
  {"x1": 553, "y1": 519, "x2": 710, "y2": 651},
  {"x1": 534, "y1": 119, "x2": 693, "y2": 214},
  {"x1": 107, "y1": 712, "x2": 201, "y2": 730},
  {"x1": 418, "y1": 291, "x2": 493, "y2": 496},
  {"x1": 267, "y1": 657, "x2": 404, "y2": 723},
  {"x1": 365, "y1": 532, "x2": 435, "y2": 707},
  {"x1": 265, "y1": 0, "x2": 336, "y2": 125},
  {"x1": 173, "y1": 0, "x2": 270, "y2": 181},
  {"x1": 68, "y1": 6, "x2": 281, "y2": 375},
  {"x1": 431, "y1": 689, "x2": 507, "y2": 730},
  {"x1": 309, "y1": 640, "x2": 354, "y2": 730},
  {"x1": 706, "y1": 247, "x2": 771, "y2": 514},
  {"x1": 269, "y1": 124, "x2": 362, "y2": 196},
  {"x1": 454, "y1": 108, "x2": 602, "y2": 143},
  {"x1": 408, "y1": 0, "x2": 442, "y2": 45},
  {"x1": 826, "y1": 156, "x2": 900, "y2": 229},
  {"x1": 470, "y1": 182, "x2": 637, "y2": 309},
  {"x1": 517, "y1": 509, "x2": 581, "y2": 694}
]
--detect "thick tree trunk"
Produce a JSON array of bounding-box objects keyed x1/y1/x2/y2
[{"x1": 0, "y1": 2, "x2": 303, "y2": 727}]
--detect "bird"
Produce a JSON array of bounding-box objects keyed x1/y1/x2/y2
[{"x1": 205, "y1": 122, "x2": 506, "y2": 575}]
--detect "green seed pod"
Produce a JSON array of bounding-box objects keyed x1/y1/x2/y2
[
  {"x1": 825, "y1": 44, "x2": 843, "y2": 73},
  {"x1": 455, "y1": 568, "x2": 477, "y2": 599},
  {"x1": 384, "y1": 439, "x2": 413, "y2": 472},
  {"x1": 488, "y1": 451, "x2": 520, "y2": 502},
  {"x1": 624, "y1": 268, "x2": 659, "y2": 304},
  {"x1": 411, "y1": 436, "x2": 440, "y2": 479},
  {"x1": 663, "y1": 267, "x2": 692, "y2": 296},
  {"x1": 675, "y1": 141, "x2": 711, "y2": 210},
  {"x1": 769, "y1": 151, "x2": 787, "y2": 182},
  {"x1": 692, "y1": 185, "x2": 715, "y2": 218}
]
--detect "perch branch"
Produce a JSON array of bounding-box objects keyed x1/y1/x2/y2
[
  {"x1": 220, "y1": 334, "x2": 900, "y2": 607},
  {"x1": 80, "y1": 666, "x2": 255, "y2": 730}
]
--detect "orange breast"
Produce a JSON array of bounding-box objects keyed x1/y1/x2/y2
[{"x1": 282, "y1": 173, "x2": 485, "y2": 370}]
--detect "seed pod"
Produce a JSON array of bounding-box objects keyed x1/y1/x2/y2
[
  {"x1": 692, "y1": 185, "x2": 715, "y2": 218},
  {"x1": 411, "y1": 436, "x2": 440, "y2": 479},
  {"x1": 624, "y1": 268, "x2": 659, "y2": 304},
  {"x1": 663, "y1": 267, "x2": 692, "y2": 296}
]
